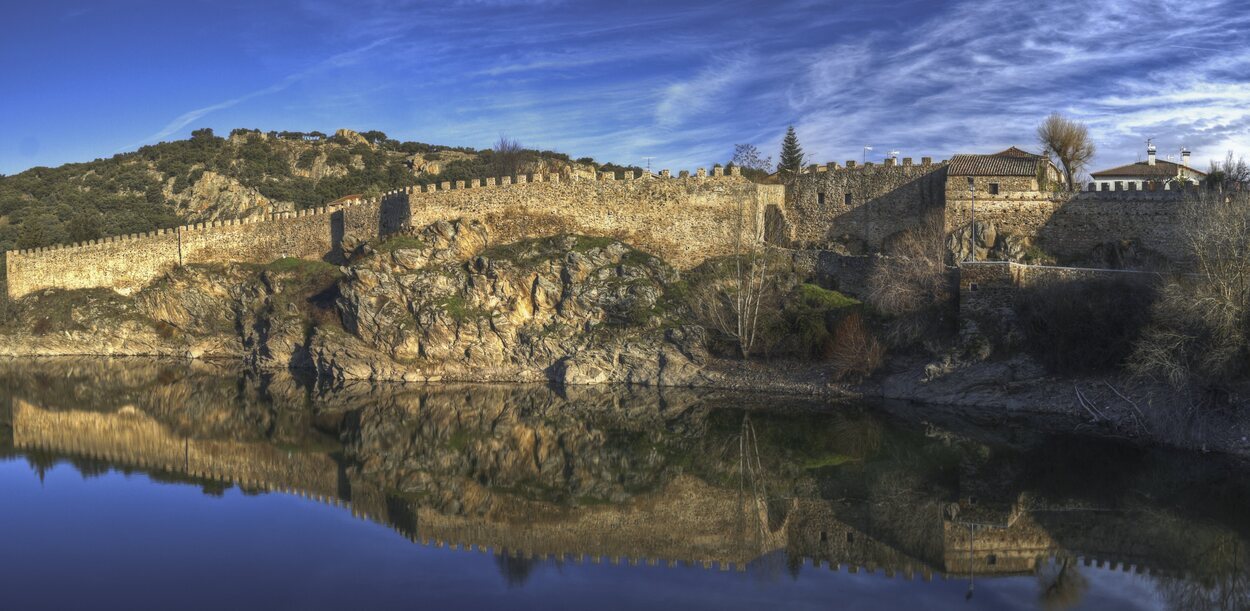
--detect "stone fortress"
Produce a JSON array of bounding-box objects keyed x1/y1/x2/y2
[{"x1": 0, "y1": 144, "x2": 1218, "y2": 300}]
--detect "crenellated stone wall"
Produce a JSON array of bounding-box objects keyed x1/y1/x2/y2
[
  {"x1": 340, "y1": 169, "x2": 783, "y2": 269},
  {"x1": 3, "y1": 168, "x2": 782, "y2": 299},
  {"x1": 782, "y1": 158, "x2": 948, "y2": 253},
  {"x1": 946, "y1": 188, "x2": 1191, "y2": 262}
]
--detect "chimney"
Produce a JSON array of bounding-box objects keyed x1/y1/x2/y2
[
  {"x1": 1181, "y1": 147, "x2": 1191, "y2": 168},
  {"x1": 1147, "y1": 140, "x2": 1157, "y2": 166}
]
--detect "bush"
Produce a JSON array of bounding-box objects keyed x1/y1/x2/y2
[
  {"x1": 1017, "y1": 278, "x2": 1158, "y2": 375},
  {"x1": 830, "y1": 312, "x2": 885, "y2": 382},
  {"x1": 780, "y1": 284, "x2": 860, "y2": 359},
  {"x1": 867, "y1": 216, "x2": 956, "y2": 347},
  {"x1": 1129, "y1": 192, "x2": 1250, "y2": 391}
]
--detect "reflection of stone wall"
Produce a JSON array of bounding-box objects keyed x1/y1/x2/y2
[
  {"x1": 352, "y1": 475, "x2": 785, "y2": 570},
  {"x1": 10, "y1": 400, "x2": 340, "y2": 497}
]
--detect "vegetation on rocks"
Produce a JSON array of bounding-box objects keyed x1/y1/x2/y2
[{"x1": 0, "y1": 128, "x2": 608, "y2": 253}]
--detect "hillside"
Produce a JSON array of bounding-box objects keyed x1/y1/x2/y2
[{"x1": 0, "y1": 128, "x2": 610, "y2": 253}]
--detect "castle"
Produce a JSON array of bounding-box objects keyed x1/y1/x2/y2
[{"x1": 1, "y1": 148, "x2": 1205, "y2": 300}]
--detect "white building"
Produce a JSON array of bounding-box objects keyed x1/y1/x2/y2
[{"x1": 1089, "y1": 143, "x2": 1205, "y2": 191}]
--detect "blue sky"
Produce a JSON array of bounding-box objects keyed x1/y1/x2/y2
[{"x1": 2, "y1": 0, "x2": 1248, "y2": 176}]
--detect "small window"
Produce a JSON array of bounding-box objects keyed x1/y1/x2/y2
[
  {"x1": 1115, "y1": 181, "x2": 1124, "y2": 191},
  {"x1": 987, "y1": 554, "x2": 997, "y2": 566},
  {"x1": 988, "y1": 183, "x2": 1000, "y2": 195},
  {"x1": 846, "y1": 532, "x2": 855, "y2": 543},
  {"x1": 819, "y1": 531, "x2": 828, "y2": 543},
  {"x1": 817, "y1": 192, "x2": 826, "y2": 205},
  {"x1": 969, "y1": 283, "x2": 979, "y2": 292},
  {"x1": 844, "y1": 193, "x2": 853, "y2": 206}
]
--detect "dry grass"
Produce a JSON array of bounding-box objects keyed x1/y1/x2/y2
[{"x1": 830, "y1": 312, "x2": 886, "y2": 383}]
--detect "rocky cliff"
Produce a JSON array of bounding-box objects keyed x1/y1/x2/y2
[{"x1": 0, "y1": 219, "x2": 709, "y2": 388}]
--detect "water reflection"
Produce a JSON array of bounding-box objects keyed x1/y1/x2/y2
[{"x1": 1, "y1": 359, "x2": 1248, "y2": 609}]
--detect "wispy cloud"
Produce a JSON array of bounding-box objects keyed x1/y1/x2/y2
[{"x1": 126, "y1": 37, "x2": 397, "y2": 150}]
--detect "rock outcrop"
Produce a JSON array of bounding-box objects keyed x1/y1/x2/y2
[
  {"x1": 313, "y1": 220, "x2": 709, "y2": 385},
  {"x1": 167, "y1": 170, "x2": 287, "y2": 223},
  {"x1": 0, "y1": 220, "x2": 711, "y2": 388}
]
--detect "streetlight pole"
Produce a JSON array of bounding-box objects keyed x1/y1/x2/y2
[
  {"x1": 968, "y1": 176, "x2": 976, "y2": 261},
  {"x1": 863, "y1": 146, "x2": 872, "y2": 165}
]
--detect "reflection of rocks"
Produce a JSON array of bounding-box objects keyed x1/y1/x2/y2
[{"x1": 3, "y1": 362, "x2": 1249, "y2": 589}]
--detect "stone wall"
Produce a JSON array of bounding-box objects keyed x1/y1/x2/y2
[
  {"x1": 783, "y1": 158, "x2": 947, "y2": 253},
  {"x1": 958, "y1": 261, "x2": 1163, "y2": 331},
  {"x1": 4, "y1": 169, "x2": 782, "y2": 299},
  {"x1": 4, "y1": 229, "x2": 182, "y2": 298},
  {"x1": 946, "y1": 188, "x2": 1190, "y2": 263},
  {"x1": 343, "y1": 170, "x2": 783, "y2": 269}
]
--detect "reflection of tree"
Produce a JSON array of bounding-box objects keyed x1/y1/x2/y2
[
  {"x1": 495, "y1": 551, "x2": 538, "y2": 588},
  {"x1": 1157, "y1": 538, "x2": 1249, "y2": 611},
  {"x1": 1036, "y1": 556, "x2": 1088, "y2": 610}
]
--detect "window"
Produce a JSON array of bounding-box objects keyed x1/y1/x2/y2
[
  {"x1": 987, "y1": 554, "x2": 998, "y2": 566},
  {"x1": 969, "y1": 283, "x2": 979, "y2": 292},
  {"x1": 988, "y1": 183, "x2": 1000, "y2": 195},
  {"x1": 844, "y1": 193, "x2": 853, "y2": 206},
  {"x1": 819, "y1": 531, "x2": 828, "y2": 543},
  {"x1": 817, "y1": 192, "x2": 826, "y2": 205},
  {"x1": 1115, "y1": 181, "x2": 1123, "y2": 191},
  {"x1": 846, "y1": 532, "x2": 855, "y2": 543}
]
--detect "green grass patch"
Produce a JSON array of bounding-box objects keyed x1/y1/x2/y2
[
  {"x1": 796, "y1": 283, "x2": 859, "y2": 309},
  {"x1": 266, "y1": 257, "x2": 338, "y2": 275},
  {"x1": 440, "y1": 294, "x2": 491, "y2": 322},
  {"x1": 802, "y1": 453, "x2": 860, "y2": 470},
  {"x1": 376, "y1": 235, "x2": 425, "y2": 253}
]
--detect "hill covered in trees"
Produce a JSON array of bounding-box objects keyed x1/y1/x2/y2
[{"x1": 0, "y1": 128, "x2": 612, "y2": 252}]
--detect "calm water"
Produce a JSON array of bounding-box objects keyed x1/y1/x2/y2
[{"x1": 1, "y1": 361, "x2": 1248, "y2": 610}]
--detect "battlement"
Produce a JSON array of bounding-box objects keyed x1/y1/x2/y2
[
  {"x1": 806, "y1": 157, "x2": 946, "y2": 173},
  {"x1": 3, "y1": 169, "x2": 773, "y2": 299}
]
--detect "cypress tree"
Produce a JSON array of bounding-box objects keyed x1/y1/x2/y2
[{"x1": 778, "y1": 125, "x2": 805, "y2": 176}]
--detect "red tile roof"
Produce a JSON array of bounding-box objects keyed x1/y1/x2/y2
[{"x1": 948, "y1": 147, "x2": 1048, "y2": 177}]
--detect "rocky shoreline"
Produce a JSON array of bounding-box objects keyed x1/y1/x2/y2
[{"x1": 2, "y1": 219, "x2": 1247, "y2": 460}]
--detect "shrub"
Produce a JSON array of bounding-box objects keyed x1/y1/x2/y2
[
  {"x1": 781, "y1": 284, "x2": 859, "y2": 359},
  {"x1": 830, "y1": 312, "x2": 885, "y2": 382},
  {"x1": 867, "y1": 216, "x2": 956, "y2": 347},
  {"x1": 1129, "y1": 192, "x2": 1250, "y2": 392}
]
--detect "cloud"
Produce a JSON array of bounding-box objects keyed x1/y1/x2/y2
[
  {"x1": 127, "y1": 37, "x2": 396, "y2": 149},
  {"x1": 772, "y1": 0, "x2": 1250, "y2": 168},
  {"x1": 655, "y1": 55, "x2": 756, "y2": 128}
]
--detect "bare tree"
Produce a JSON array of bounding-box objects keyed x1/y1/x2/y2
[
  {"x1": 868, "y1": 213, "x2": 955, "y2": 345},
  {"x1": 1129, "y1": 190, "x2": 1250, "y2": 391},
  {"x1": 493, "y1": 135, "x2": 524, "y2": 177},
  {"x1": 1037, "y1": 113, "x2": 1095, "y2": 191},
  {"x1": 690, "y1": 195, "x2": 776, "y2": 358},
  {"x1": 1207, "y1": 150, "x2": 1250, "y2": 192}
]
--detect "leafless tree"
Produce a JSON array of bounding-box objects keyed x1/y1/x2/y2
[
  {"x1": 1129, "y1": 190, "x2": 1250, "y2": 391},
  {"x1": 868, "y1": 213, "x2": 955, "y2": 345},
  {"x1": 690, "y1": 195, "x2": 776, "y2": 358},
  {"x1": 1207, "y1": 151, "x2": 1250, "y2": 192},
  {"x1": 1036, "y1": 556, "x2": 1089, "y2": 610},
  {"x1": 1037, "y1": 113, "x2": 1095, "y2": 191},
  {"x1": 493, "y1": 135, "x2": 524, "y2": 177}
]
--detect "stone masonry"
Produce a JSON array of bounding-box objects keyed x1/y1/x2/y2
[{"x1": 3, "y1": 168, "x2": 782, "y2": 299}]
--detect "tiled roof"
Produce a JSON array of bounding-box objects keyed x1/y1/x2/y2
[
  {"x1": 947, "y1": 151, "x2": 1044, "y2": 177},
  {"x1": 1091, "y1": 159, "x2": 1207, "y2": 178},
  {"x1": 993, "y1": 146, "x2": 1044, "y2": 159}
]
